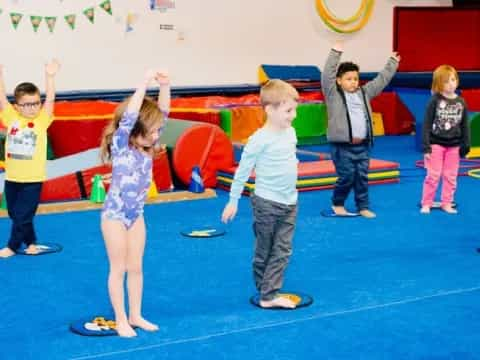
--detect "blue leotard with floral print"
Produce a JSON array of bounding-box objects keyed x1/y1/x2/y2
[{"x1": 101, "y1": 111, "x2": 165, "y2": 229}]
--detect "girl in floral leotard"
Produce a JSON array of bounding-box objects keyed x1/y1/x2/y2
[{"x1": 99, "y1": 69, "x2": 170, "y2": 337}]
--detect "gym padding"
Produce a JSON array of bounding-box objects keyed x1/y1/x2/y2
[
  {"x1": 470, "y1": 113, "x2": 480, "y2": 148},
  {"x1": 222, "y1": 103, "x2": 328, "y2": 145},
  {"x1": 394, "y1": 88, "x2": 432, "y2": 152},
  {"x1": 394, "y1": 7, "x2": 480, "y2": 71},
  {"x1": 170, "y1": 108, "x2": 221, "y2": 126},
  {"x1": 462, "y1": 89, "x2": 480, "y2": 112},
  {"x1": 370, "y1": 92, "x2": 414, "y2": 135},
  {"x1": 49, "y1": 101, "x2": 118, "y2": 158},
  {"x1": 161, "y1": 119, "x2": 234, "y2": 187},
  {"x1": 39, "y1": 151, "x2": 172, "y2": 202},
  {"x1": 293, "y1": 103, "x2": 328, "y2": 145},
  {"x1": 258, "y1": 65, "x2": 321, "y2": 83},
  {"x1": 230, "y1": 107, "x2": 265, "y2": 143},
  {"x1": 217, "y1": 159, "x2": 400, "y2": 195}
]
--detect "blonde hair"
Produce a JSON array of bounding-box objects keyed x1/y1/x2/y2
[
  {"x1": 100, "y1": 96, "x2": 165, "y2": 163},
  {"x1": 260, "y1": 79, "x2": 299, "y2": 108},
  {"x1": 431, "y1": 65, "x2": 459, "y2": 94}
]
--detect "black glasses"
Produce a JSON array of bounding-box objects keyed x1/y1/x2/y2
[{"x1": 17, "y1": 101, "x2": 41, "y2": 109}]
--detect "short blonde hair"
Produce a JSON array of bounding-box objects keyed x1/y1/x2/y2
[
  {"x1": 431, "y1": 65, "x2": 459, "y2": 94},
  {"x1": 260, "y1": 79, "x2": 299, "y2": 107}
]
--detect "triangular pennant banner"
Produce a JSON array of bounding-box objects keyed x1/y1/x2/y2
[
  {"x1": 30, "y1": 16, "x2": 42, "y2": 32},
  {"x1": 45, "y1": 16, "x2": 57, "y2": 33},
  {"x1": 99, "y1": 0, "x2": 112, "y2": 15},
  {"x1": 10, "y1": 12, "x2": 22, "y2": 29},
  {"x1": 83, "y1": 7, "x2": 95, "y2": 23},
  {"x1": 64, "y1": 14, "x2": 76, "y2": 30}
]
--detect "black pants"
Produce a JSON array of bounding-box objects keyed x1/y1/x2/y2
[
  {"x1": 251, "y1": 195, "x2": 297, "y2": 301},
  {"x1": 331, "y1": 143, "x2": 370, "y2": 211},
  {"x1": 4, "y1": 180, "x2": 42, "y2": 251}
]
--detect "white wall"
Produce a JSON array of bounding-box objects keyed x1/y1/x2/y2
[{"x1": 0, "y1": 0, "x2": 452, "y2": 92}]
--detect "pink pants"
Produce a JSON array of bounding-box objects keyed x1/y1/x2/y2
[{"x1": 421, "y1": 144, "x2": 460, "y2": 207}]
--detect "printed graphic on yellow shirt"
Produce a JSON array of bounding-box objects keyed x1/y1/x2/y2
[{"x1": 6, "y1": 120, "x2": 38, "y2": 160}]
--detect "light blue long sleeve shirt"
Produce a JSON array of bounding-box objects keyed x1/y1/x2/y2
[
  {"x1": 345, "y1": 91, "x2": 367, "y2": 139},
  {"x1": 228, "y1": 126, "x2": 298, "y2": 206}
]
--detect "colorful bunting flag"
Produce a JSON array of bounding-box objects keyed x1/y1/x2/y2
[
  {"x1": 45, "y1": 16, "x2": 57, "y2": 33},
  {"x1": 30, "y1": 16, "x2": 42, "y2": 32},
  {"x1": 99, "y1": 0, "x2": 112, "y2": 15},
  {"x1": 9, "y1": 12, "x2": 22, "y2": 29},
  {"x1": 64, "y1": 14, "x2": 76, "y2": 30},
  {"x1": 3, "y1": 1, "x2": 115, "y2": 32},
  {"x1": 83, "y1": 7, "x2": 94, "y2": 23}
]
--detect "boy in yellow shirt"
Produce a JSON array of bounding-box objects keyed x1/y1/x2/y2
[{"x1": 0, "y1": 60, "x2": 60, "y2": 258}]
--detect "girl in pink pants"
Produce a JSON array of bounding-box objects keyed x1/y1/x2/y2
[{"x1": 421, "y1": 65, "x2": 470, "y2": 214}]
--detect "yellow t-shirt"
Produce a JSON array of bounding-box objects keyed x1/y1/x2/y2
[{"x1": 0, "y1": 104, "x2": 53, "y2": 182}]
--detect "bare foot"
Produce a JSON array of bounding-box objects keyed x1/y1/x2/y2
[
  {"x1": 359, "y1": 209, "x2": 376, "y2": 218},
  {"x1": 259, "y1": 296, "x2": 296, "y2": 309},
  {"x1": 25, "y1": 244, "x2": 40, "y2": 255},
  {"x1": 129, "y1": 317, "x2": 159, "y2": 331},
  {"x1": 115, "y1": 321, "x2": 137, "y2": 337},
  {"x1": 332, "y1": 205, "x2": 348, "y2": 216},
  {"x1": 0, "y1": 247, "x2": 15, "y2": 258},
  {"x1": 420, "y1": 206, "x2": 430, "y2": 214},
  {"x1": 441, "y1": 205, "x2": 457, "y2": 214}
]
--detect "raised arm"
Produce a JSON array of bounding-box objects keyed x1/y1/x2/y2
[
  {"x1": 321, "y1": 41, "x2": 343, "y2": 98},
  {"x1": 44, "y1": 59, "x2": 61, "y2": 117},
  {"x1": 127, "y1": 69, "x2": 157, "y2": 114},
  {"x1": 0, "y1": 65, "x2": 10, "y2": 111},
  {"x1": 362, "y1": 52, "x2": 400, "y2": 99},
  {"x1": 155, "y1": 71, "x2": 170, "y2": 115}
]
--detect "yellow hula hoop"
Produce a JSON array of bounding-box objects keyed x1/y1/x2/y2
[
  {"x1": 315, "y1": 0, "x2": 375, "y2": 33},
  {"x1": 315, "y1": 0, "x2": 368, "y2": 25},
  {"x1": 467, "y1": 168, "x2": 480, "y2": 179}
]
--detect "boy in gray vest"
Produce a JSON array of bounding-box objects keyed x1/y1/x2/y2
[{"x1": 322, "y1": 41, "x2": 400, "y2": 218}]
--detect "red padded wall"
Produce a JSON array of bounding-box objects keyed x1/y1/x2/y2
[{"x1": 394, "y1": 7, "x2": 480, "y2": 71}]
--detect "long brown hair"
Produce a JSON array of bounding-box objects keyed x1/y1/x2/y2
[{"x1": 100, "y1": 96, "x2": 165, "y2": 163}]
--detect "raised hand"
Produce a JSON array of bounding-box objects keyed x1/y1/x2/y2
[
  {"x1": 391, "y1": 52, "x2": 401, "y2": 62},
  {"x1": 144, "y1": 69, "x2": 157, "y2": 84},
  {"x1": 333, "y1": 40, "x2": 344, "y2": 52},
  {"x1": 155, "y1": 71, "x2": 170, "y2": 86},
  {"x1": 45, "y1": 59, "x2": 61, "y2": 76}
]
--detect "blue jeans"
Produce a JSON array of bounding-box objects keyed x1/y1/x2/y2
[
  {"x1": 330, "y1": 143, "x2": 370, "y2": 211},
  {"x1": 4, "y1": 180, "x2": 42, "y2": 251}
]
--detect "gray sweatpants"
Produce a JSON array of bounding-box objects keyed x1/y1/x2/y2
[{"x1": 251, "y1": 194, "x2": 297, "y2": 301}]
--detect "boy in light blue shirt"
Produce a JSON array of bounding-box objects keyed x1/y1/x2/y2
[{"x1": 222, "y1": 79, "x2": 299, "y2": 309}]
